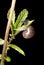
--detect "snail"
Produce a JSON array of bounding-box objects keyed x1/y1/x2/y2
[
  {"x1": 22, "y1": 26, "x2": 35, "y2": 39},
  {"x1": 22, "y1": 19, "x2": 35, "y2": 39}
]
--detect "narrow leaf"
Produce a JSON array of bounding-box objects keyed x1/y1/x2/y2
[
  {"x1": 15, "y1": 9, "x2": 28, "y2": 28},
  {"x1": 9, "y1": 44, "x2": 25, "y2": 56}
]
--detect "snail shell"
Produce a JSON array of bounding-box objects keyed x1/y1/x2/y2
[{"x1": 22, "y1": 26, "x2": 35, "y2": 39}]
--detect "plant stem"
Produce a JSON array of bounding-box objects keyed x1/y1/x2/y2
[{"x1": 0, "y1": 0, "x2": 16, "y2": 65}]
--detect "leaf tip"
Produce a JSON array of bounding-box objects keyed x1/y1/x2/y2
[{"x1": 23, "y1": 53, "x2": 26, "y2": 56}]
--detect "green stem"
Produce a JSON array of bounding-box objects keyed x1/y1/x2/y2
[{"x1": 0, "y1": 0, "x2": 16, "y2": 65}]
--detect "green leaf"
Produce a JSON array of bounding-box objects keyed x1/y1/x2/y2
[
  {"x1": 11, "y1": 11, "x2": 16, "y2": 37},
  {"x1": 9, "y1": 44, "x2": 25, "y2": 56},
  {"x1": 7, "y1": 9, "x2": 15, "y2": 23},
  {"x1": 13, "y1": 9, "x2": 28, "y2": 36},
  {"x1": 7, "y1": 9, "x2": 15, "y2": 29},
  {"x1": 0, "y1": 54, "x2": 2, "y2": 60},
  {"x1": 5, "y1": 56, "x2": 11, "y2": 62},
  {"x1": 0, "y1": 38, "x2": 4, "y2": 45},
  {"x1": 7, "y1": 9, "x2": 16, "y2": 38},
  {"x1": 15, "y1": 9, "x2": 28, "y2": 28}
]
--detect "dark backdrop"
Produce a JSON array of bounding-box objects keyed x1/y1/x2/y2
[{"x1": 0, "y1": 0, "x2": 42, "y2": 65}]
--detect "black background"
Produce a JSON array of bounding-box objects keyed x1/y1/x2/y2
[{"x1": 0, "y1": 0, "x2": 42, "y2": 65}]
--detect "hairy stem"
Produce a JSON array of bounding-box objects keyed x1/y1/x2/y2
[{"x1": 0, "y1": 0, "x2": 16, "y2": 65}]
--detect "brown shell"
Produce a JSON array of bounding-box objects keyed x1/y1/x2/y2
[{"x1": 22, "y1": 26, "x2": 35, "y2": 39}]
